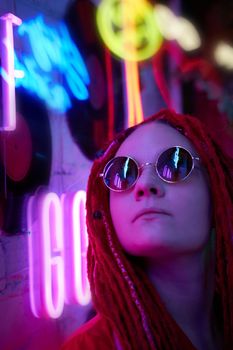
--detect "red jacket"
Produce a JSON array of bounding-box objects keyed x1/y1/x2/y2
[{"x1": 61, "y1": 314, "x2": 122, "y2": 350}]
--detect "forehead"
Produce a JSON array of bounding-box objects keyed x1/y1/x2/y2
[{"x1": 115, "y1": 122, "x2": 198, "y2": 159}]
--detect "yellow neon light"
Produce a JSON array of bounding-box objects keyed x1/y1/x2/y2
[
  {"x1": 131, "y1": 62, "x2": 143, "y2": 125},
  {"x1": 124, "y1": 60, "x2": 143, "y2": 127},
  {"x1": 96, "y1": 0, "x2": 163, "y2": 62}
]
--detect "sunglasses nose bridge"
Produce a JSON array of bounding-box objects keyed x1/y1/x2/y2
[
  {"x1": 139, "y1": 162, "x2": 157, "y2": 174},
  {"x1": 137, "y1": 162, "x2": 159, "y2": 182}
]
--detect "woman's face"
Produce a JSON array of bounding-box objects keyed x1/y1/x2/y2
[{"x1": 110, "y1": 122, "x2": 212, "y2": 259}]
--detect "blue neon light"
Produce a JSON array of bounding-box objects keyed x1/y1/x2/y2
[
  {"x1": 173, "y1": 147, "x2": 179, "y2": 168},
  {"x1": 14, "y1": 15, "x2": 90, "y2": 112}
]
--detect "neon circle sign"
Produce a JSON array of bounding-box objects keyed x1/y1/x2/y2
[{"x1": 96, "y1": 0, "x2": 163, "y2": 62}]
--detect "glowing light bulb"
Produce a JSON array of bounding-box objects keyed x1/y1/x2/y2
[
  {"x1": 214, "y1": 42, "x2": 233, "y2": 70},
  {"x1": 154, "y1": 4, "x2": 201, "y2": 51},
  {"x1": 154, "y1": 4, "x2": 177, "y2": 40},
  {"x1": 175, "y1": 17, "x2": 201, "y2": 51}
]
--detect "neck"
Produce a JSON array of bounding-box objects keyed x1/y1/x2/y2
[{"x1": 143, "y1": 250, "x2": 219, "y2": 350}]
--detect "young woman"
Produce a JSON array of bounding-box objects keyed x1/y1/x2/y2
[{"x1": 62, "y1": 109, "x2": 233, "y2": 350}]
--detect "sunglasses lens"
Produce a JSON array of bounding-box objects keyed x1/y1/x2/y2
[
  {"x1": 157, "y1": 147, "x2": 193, "y2": 182},
  {"x1": 103, "y1": 157, "x2": 138, "y2": 191}
]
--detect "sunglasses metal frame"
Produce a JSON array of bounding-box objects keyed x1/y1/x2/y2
[{"x1": 99, "y1": 146, "x2": 200, "y2": 192}]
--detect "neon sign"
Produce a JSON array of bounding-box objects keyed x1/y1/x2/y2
[
  {"x1": 97, "y1": 1, "x2": 203, "y2": 62},
  {"x1": 61, "y1": 191, "x2": 90, "y2": 305},
  {"x1": 124, "y1": 60, "x2": 143, "y2": 127},
  {"x1": 0, "y1": 13, "x2": 22, "y2": 130},
  {"x1": 96, "y1": 0, "x2": 163, "y2": 62},
  {"x1": 14, "y1": 15, "x2": 90, "y2": 113},
  {"x1": 27, "y1": 190, "x2": 91, "y2": 319}
]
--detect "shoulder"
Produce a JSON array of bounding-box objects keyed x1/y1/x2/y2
[{"x1": 61, "y1": 314, "x2": 115, "y2": 350}]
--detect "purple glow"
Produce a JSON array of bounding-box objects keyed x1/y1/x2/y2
[
  {"x1": 28, "y1": 192, "x2": 65, "y2": 319},
  {"x1": 40, "y1": 192, "x2": 65, "y2": 318},
  {"x1": 27, "y1": 191, "x2": 90, "y2": 319},
  {"x1": 27, "y1": 195, "x2": 41, "y2": 318},
  {"x1": 0, "y1": 13, "x2": 22, "y2": 130},
  {"x1": 62, "y1": 191, "x2": 90, "y2": 306}
]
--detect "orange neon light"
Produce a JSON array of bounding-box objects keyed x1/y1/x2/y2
[
  {"x1": 124, "y1": 60, "x2": 143, "y2": 127},
  {"x1": 121, "y1": 1, "x2": 144, "y2": 127}
]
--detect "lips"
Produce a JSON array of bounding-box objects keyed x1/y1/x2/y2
[{"x1": 132, "y1": 208, "x2": 171, "y2": 222}]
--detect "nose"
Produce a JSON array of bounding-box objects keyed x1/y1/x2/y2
[{"x1": 134, "y1": 166, "x2": 165, "y2": 201}]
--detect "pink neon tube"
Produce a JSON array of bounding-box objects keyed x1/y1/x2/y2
[{"x1": 0, "y1": 13, "x2": 22, "y2": 130}]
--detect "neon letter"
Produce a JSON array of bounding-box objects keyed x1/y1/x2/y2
[
  {"x1": 0, "y1": 13, "x2": 22, "y2": 130},
  {"x1": 62, "y1": 191, "x2": 91, "y2": 306},
  {"x1": 28, "y1": 190, "x2": 91, "y2": 319},
  {"x1": 28, "y1": 192, "x2": 65, "y2": 318}
]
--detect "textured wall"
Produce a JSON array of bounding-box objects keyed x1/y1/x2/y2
[
  {"x1": 0, "y1": 1, "x2": 93, "y2": 350},
  {"x1": 0, "y1": 1, "x2": 169, "y2": 349}
]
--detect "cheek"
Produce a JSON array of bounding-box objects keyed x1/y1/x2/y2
[
  {"x1": 110, "y1": 193, "x2": 121, "y2": 220},
  {"x1": 173, "y1": 183, "x2": 212, "y2": 243},
  {"x1": 110, "y1": 194, "x2": 141, "y2": 255},
  {"x1": 110, "y1": 193, "x2": 130, "y2": 238},
  {"x1": 109, "y1": 192, "x2": 124, "y2": 228}
]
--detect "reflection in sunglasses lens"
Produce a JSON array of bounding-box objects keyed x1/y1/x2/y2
[
  {"x1": 105, "y1": 157, "x2": 138, "y2": 190},
  {"x1": 157, "y1": 147, "x2": 193, "y2": 182}
]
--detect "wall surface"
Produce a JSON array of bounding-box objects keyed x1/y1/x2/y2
[
  {"x1": 0, "y1": 1, "x2": 93, "y2": 350},
  {"x1": 0, "y1": 1, "x2": 175, "y2": 349}
]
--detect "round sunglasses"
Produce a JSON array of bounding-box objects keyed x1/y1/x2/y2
[{"x1": 100, "y1": 146, "x2": 200, "y2": 192}]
